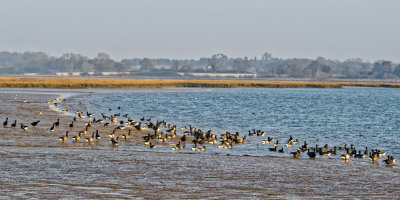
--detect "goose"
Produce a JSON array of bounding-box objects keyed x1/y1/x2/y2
[
  {"x1": 291, "y1": 150, "x2": 301, "y2": 158},
  {"x1": 180, "y1": 135, "x2": 187, "y2": 142},
  {"x1": 95, "y1": 130, "x2": 101, "y2": 140},
  {"x1": 84, "y1": 133, "x2": 95, "y2": 143},
  {"x1": 319, "y1": 144, "x2": 328, "y2": 152},
  {"x1": 355, "y1": 151, "x2": 365, "y2": 158},
  {"x1": 273, "y1": 140, "x2": 279, "y2": 147},
  {"x1": 30, "y1": 120, "x2": 40, "y2": 127},
  {"x1": 286, "y1": 142, "x2": 293, "y2": 148},
  {"x1": 108, "y1": 129, "x2": 116, "y2": 138},
  {"x1": 149, "y1": 143, "x2": 156, "y2": 149},
  {"x1": 319, "y1": 150, "x2": 331, "y2": 156},
  {"x1": 364, "y1": 147, "x2": 369, "y2": 156},
  {"x1": 369, "y1": 152, "x2": 379, "y2": 162},
  {"x1": 383, "y1": 156, "x2": 395, "y2": 165},
  {"x1": 192, "y1": 143, "x2": 198, "y2": 151},
  {"x1": 54, "y1": 119, "x2": 60, "y2": 127},
  {"x1": 269, "y1": 146, "x2": 277, "y2": 152},
  {"x1": 198, "y1": 146, "x2": 206, "y2": 151},
  {"x1": 11, "y1": 120, "x2": 17, "y2": 128},
  {"x1": 69, "y1": 121, "x2": 74, "y2": 129},
  {"x1": 3, "y1": 118, "x2": 8, "y2": 127},
  {"x1": 79, "y1": 127, "x2": 88, "y2": 136},
  {"x1": 121, "y1": 130, "x2": 131, "y2": 140},
  {"x1": 50, "y1": 123, "x2": 55, "y2": 133},
  {"x1": 307, "y1": 148, "x2": 316, "y2": 158},
  {"x1": 20, "y1": 123, "x2": 28, "y2": 131},
  {"x1": 341, "y1": 149, "x2": 350, "y2": 160},
  {"x1": 278, "y1": 148, "x2": 284, "y2": 153},
  {"x1": 328, "y1": 147, "x2": 337, "y2": 155},
  {"x1": 262, "y1": 137, "x2": 274, "y2": 144},
  {"x1": 72, "y1": 132, "x2": 82, "y2": 142},
  {"x1": 110, "y1": 137, "x2": 119, "y2": 146},
  {"x1": 338, "y1": 144, "x2": 347, "y2": 151},
  {"x1": 59, "y1": 131, "x2": 69, "y2": 142},
  {"x1": 248, "y1": 130, "x2": 256, "y2": 136},
  {"x1": 176, "y1": 142, "x2": 185, "y2": 150}
]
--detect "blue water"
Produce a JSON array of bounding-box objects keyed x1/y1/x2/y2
[{"x1": 70, "y1": 87, "x2": 400, "y2": 158}]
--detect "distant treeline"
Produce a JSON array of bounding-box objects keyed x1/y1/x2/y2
[{"x1": 0, "y1": 51, "x2": 400, "y2": 79}]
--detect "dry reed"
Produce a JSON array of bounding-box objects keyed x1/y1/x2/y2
[{"x1": 0, "y1": 77, "x2": 400, "y2": 89}]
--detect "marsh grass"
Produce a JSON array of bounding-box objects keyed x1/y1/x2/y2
[{"x1": 0, "y1": 77, "x2": 400, "y2": 89}]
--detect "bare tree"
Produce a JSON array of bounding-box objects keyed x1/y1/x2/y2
[
  {"x1": 170, "y1": 60, "x2": 180, "y2": 71},
  {"x1": 139, "y1": 58, "x2": 154, "y2": 71}
]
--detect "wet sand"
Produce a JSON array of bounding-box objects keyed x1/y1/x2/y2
[{"x1": 0, "y1": 89, "x2": 399, "y2": 199}]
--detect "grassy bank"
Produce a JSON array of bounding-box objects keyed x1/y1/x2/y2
[{"x1": 0, "y1": 77, "x2": 400, "y2": 89}]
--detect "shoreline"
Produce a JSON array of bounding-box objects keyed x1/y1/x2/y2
[
  {"x1": 1, "y1": 77, "x2": 400, "y2": 89},
  {"x1": 0, "y1": 88, "x2": 399, "y2": 198}
]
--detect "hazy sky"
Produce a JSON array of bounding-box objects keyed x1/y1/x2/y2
[{"x1": 0, "y1": 0, "x2": 399, "y2": 62}]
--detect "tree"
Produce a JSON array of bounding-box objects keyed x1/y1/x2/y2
[
  {"x1": 181, "y1": 64, "x2": 193, "y2": 73},
  {"x1": 170, "y1": 60, "x2": 180, "y2": 71},
  {"x1": 96, "y1": 52, "x2": 111, "y2": 60},
  {"x1": 372, "y1": 60, "x2": 393, "y2": 79},
  {"x1": 208, "y1": 57, "x2": 219, "y2": 72},
  {"x1": 232, "y1": 58, "x2": 243, "y2": 72},
  {"x1": 114, "y1": 62, "x2": 127, "y2": 72},
  {"x1": 139, "y1": 58, "x2": 154, "y2": 71},
  {"x1": 393, "y1": 64, "x2": 400, "y2": 78}
]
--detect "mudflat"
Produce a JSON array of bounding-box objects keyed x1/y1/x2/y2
[{"x1": 0, "y1": 89, "x2": 399, "y2": 199}]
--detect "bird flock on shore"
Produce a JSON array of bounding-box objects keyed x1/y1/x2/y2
[{"x1": 1, "y1": 96, "x2": 396, "y2": 166}]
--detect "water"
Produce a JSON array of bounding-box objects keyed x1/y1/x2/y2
[
  {"x1": 67, "y1": 87, "x2": 400, "y2": 158},
  {"x1": 1, "y1": 87, "x2": 399, "y2": 198}
]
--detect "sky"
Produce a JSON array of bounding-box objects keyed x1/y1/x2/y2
[{"x1": 0, "y1": 0, "x2": 399, "y2": 62}]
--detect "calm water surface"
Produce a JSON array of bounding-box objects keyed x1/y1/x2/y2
[{"x1": 67, "y1": 87, "x2": 400, "y2": 158}]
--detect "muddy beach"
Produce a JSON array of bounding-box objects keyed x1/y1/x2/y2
[{"x1": 0, "y1": 89, "x2": 399, "y2": 199}]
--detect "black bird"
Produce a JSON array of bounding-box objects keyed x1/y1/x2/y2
[
  {"x1": 11, "y1": 120, "x2": 17, "y2": 128},
  {"x1": 117, "y1": 106, "x2": 121, "y2": 110},
  {"x1": 3, "y1": 118, "x2": 8, "y2": 127},
  {"x1": 50, "y1": 123, "x2": 55, "y2": 133},
  {"x1": 307, "y1": 148, "x2": 316, "y2": 158},
  {"x1": 31, "y1": 120, "x2": 40, "y2": 127},
  {"x1": 140, "y1": 117, "x2": 145, "y2": 121},
  {"x1": 20, "y1": 123, "x2": 28, "y2": 131},
  {"x1": 95, "y1": 130, "x2": 101, "y2": 140},
  {"x1": 69, "y1": 121, "x2": 74, "y2": 128},
  {"x1": 269, "y1": 146, "x2": 277, "y2": 152},
  {"x1": 54, "y1": 118, "x2": 60, "y2": 126},
  {"x1": 180, "y1": 135, "x2": 187, "y2": 142}
]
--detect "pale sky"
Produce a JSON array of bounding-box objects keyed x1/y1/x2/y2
[{"x1": 0, "y1": 0, "x2": 399, "y2": 62}]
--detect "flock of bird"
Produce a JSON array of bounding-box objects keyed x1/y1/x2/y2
[{"x1": 1, "y1": 96, "x2": 396, "y2": 166}]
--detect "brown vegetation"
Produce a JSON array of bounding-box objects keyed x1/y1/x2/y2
[{"x1": 1, "y1": 77, "x2": 400, "y2": 89}]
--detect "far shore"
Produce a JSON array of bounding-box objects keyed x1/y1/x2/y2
[{"x1": 1, "y1": 77, "x2": 400, "y2": 89}]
